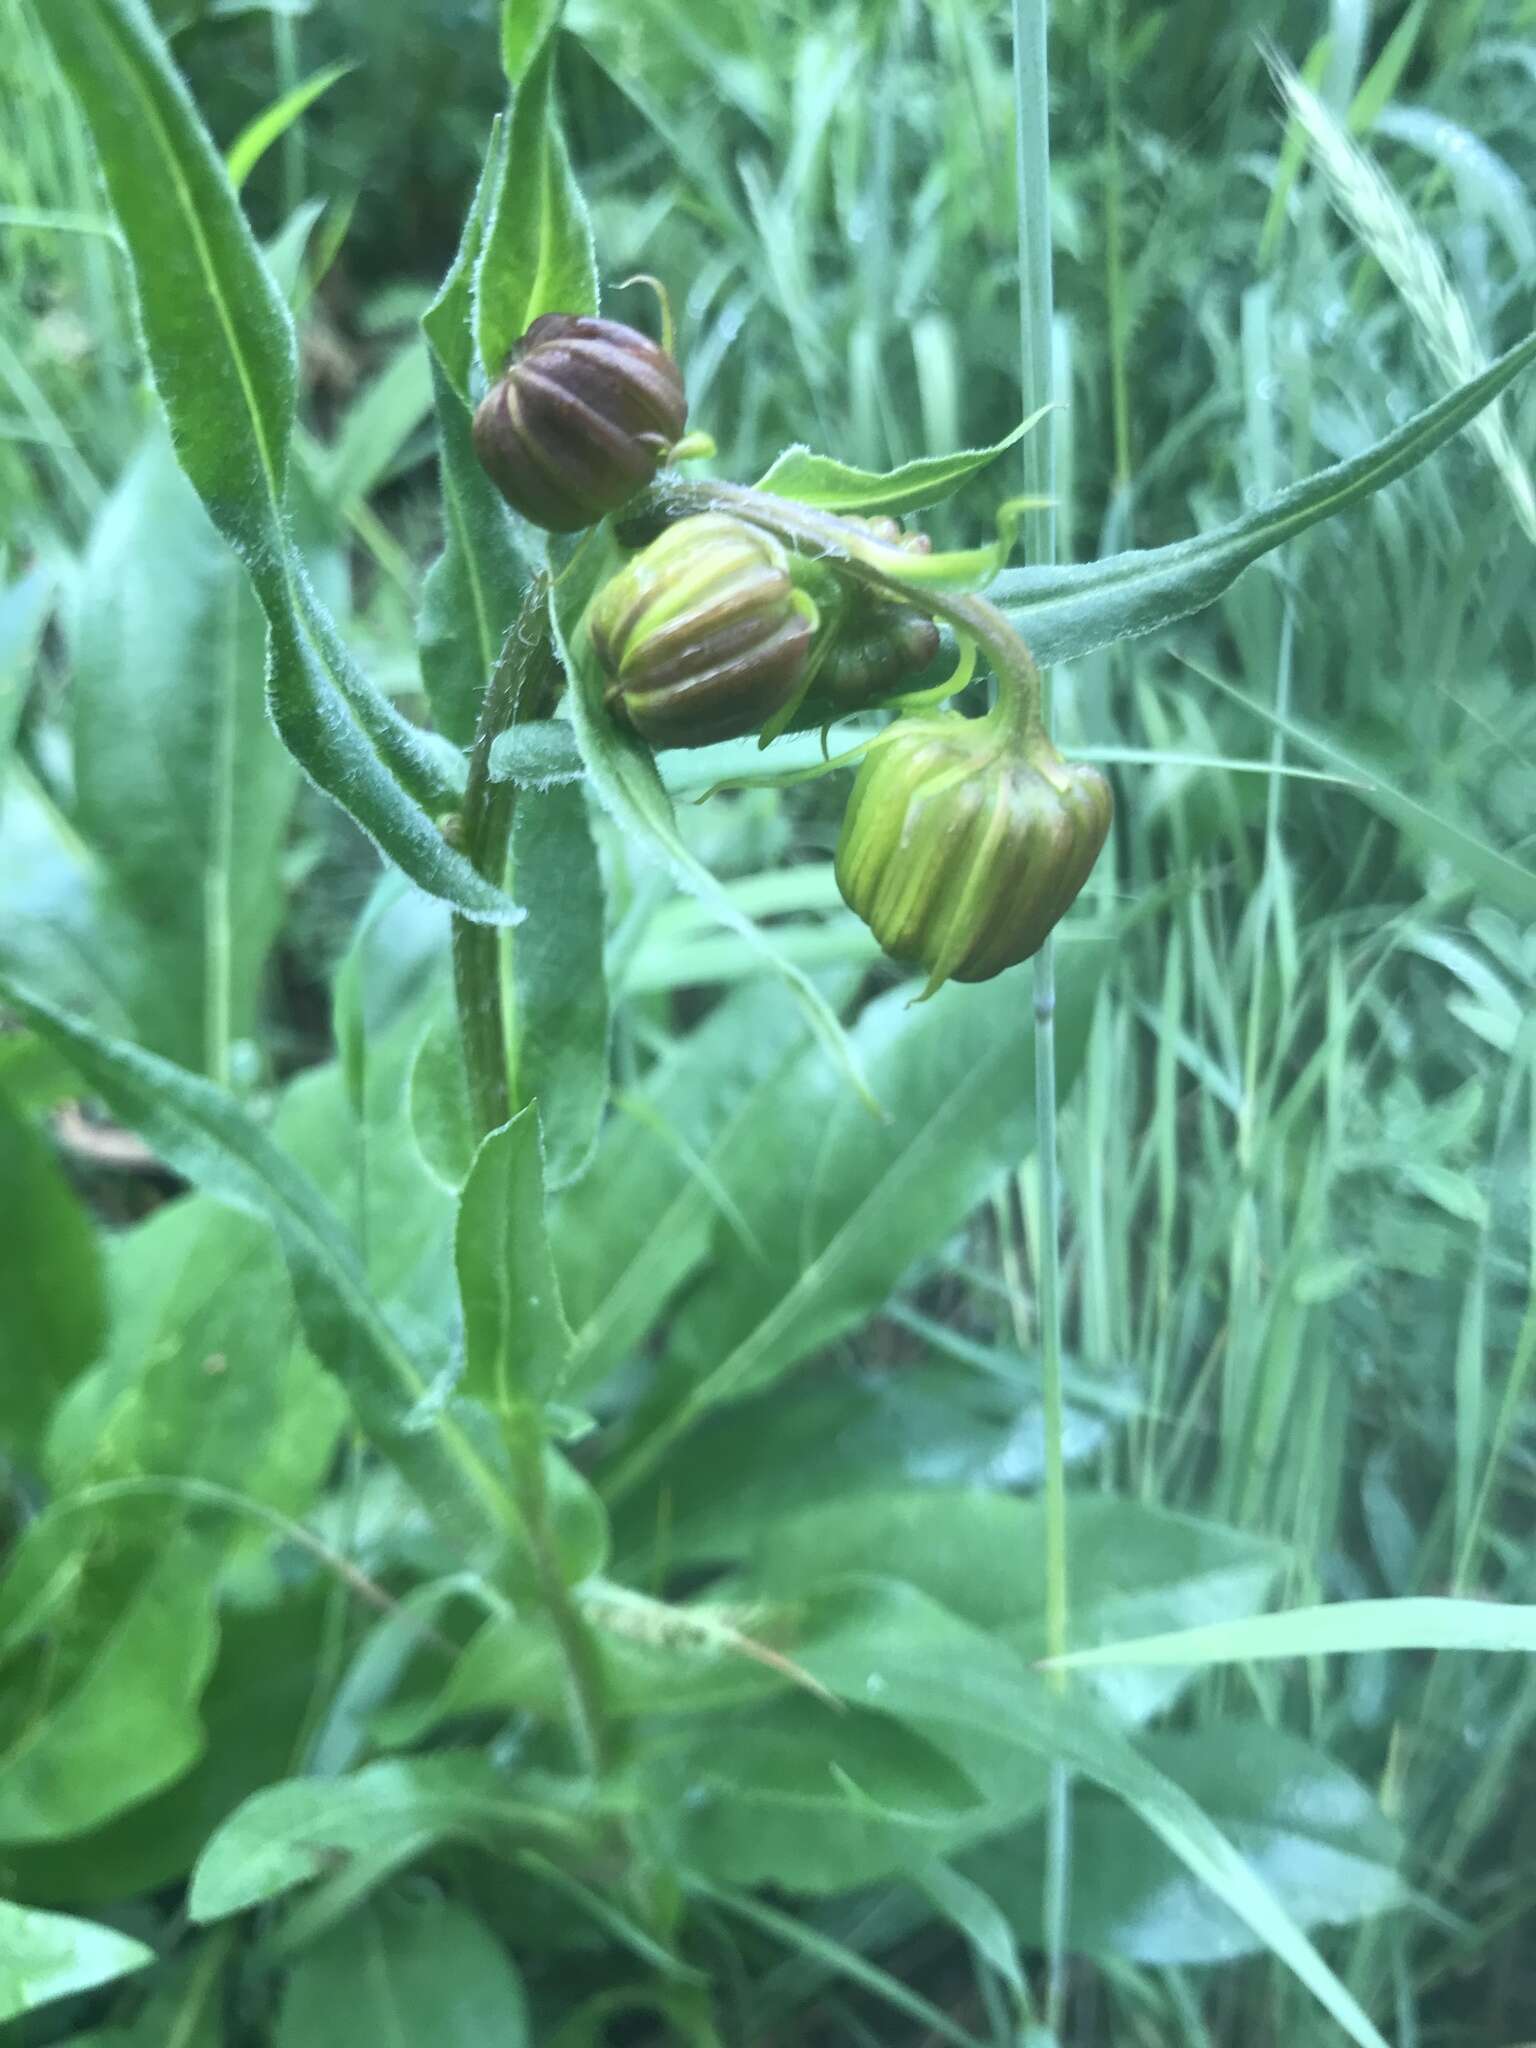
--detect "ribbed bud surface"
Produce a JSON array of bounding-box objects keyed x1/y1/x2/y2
[
  {"x1": 590, "y1": 513, "x2": 812, "y2": 749},
  {"x1": 835, "y1": 714, "x2": 1112, "y2": 995},
  {"x1": 472, "y1": 314, "x2": 687, "y2": 533}
]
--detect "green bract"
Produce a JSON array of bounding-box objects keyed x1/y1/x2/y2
[
  {"x1": 835, "y1": 711, "x2": 1113, "y2": 996},
  {"x1": 589, "y1": 513, "x2": 813, "y2": 749},
  {"x1": 790, "y1": 515, "x2": 942, "y2": 725},
  {"x1": 472, "y1": 314, "x2": 688, "y2": 533}
]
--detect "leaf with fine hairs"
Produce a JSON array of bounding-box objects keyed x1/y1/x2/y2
[
  {"x1": 988, "y1": 329, "x2": 1536, "y2": 667},
  {"x1": 35, "y1": 0, "x2": 522, "y2": 924}
]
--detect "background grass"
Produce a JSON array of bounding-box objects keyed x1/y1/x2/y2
[{"x1": 3, "y1": 0, "x2": 1536, "y2": 2041}]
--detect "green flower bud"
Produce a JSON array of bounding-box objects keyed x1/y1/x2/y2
[
  {"x1": 472, "y1": 314, "x2": 688, "y2": 533},
  {"x1": 790, "y1": 516, "x2": 941, "y2": 724},
  {"x1": 590, "y1": 513, "x2": 813, "y2": 749},
  {"x1": 835, "y1": 712, "x2": 1112, "y2": 995}
]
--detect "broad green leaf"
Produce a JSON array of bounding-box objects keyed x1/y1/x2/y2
[
  {"x1": 276, "y1": 1892, "x2": 529, "y2": 2048},
  {"x1": 72, "y1": 433, "x2": 298, "y2": 1072},
  {"x1": 0, "y1": 1900, "x2": 151, "y2": 2023},
  {"x1": 0, "y1": 1088, "x2": 106, "y2": 1467},
  {"x1": 0, "y1": 971, "x2": 519, "y2": 1566},
  {"x1": 1047, "y1": 1594, "x2": 1536, "y2": 1671},
  {"x1": 987, "y1": 330, "x2": 1536, "y2": 669},
  {"x1": 747, "y1": 1492, "x2": 1284, "y2": 1725},
  {"x1": 641, "y1": 1698, "x2": 985, "y2": 1894},
  {"x1": 226, "y1": 60, "x2": 354, "y2": 190},
  {"x1": 550, "y1": 535, "x2": 876, "y2": 1113},
  {"x1": 0, "y1": 1500, "x2": 220, "y2": 1844},
  {"x1": 45, "y1": 1193, "x2": 344, "y2": 1524},
  {"x1": 510, "y1": 782, "x2": 608, "y2": 1186},
  {"x1": 7, "y1": 1586, "x2": 331, "y2": 1909},
  {"x1": 605, "y1": 941, "x2": 1110, "y2": 1499},
  {"x1": 190, "y1": 1755, "x2": 591, "y2": 1921},
  {"x1": 456, "y1": 1108, "x2": 575, "y2": 1411},
  {"x1": 608, "y1": 1362, "x2": 1105, "y2": 1575},
  {"x1": 36, "y1": 0, "x2": 524, "y2": 924},
  {"x1": 473, "y1": 33, "x2": 598, "y2": 381},
  {"x1": 552, "y1": 980, "x2": 821, "y2": 1394},
  {"x1": 794, "y1": 1578, "x2": 1392, "y2": 2048},
  {"x1": 755, "y1": 414, "x2": 1040, "y2": 517},
  {"x1": 968, "y1": 1722, "x2": 1404, "y2": 1966}
]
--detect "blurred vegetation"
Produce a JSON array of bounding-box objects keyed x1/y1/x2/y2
[{"x1": 3, "y1": 0, "x2": 1536, "y2": 2041}]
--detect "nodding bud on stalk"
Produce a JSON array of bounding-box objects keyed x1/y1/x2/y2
[
  {"x1": 835, "y1": 710, "x2": 1112, "y2": 997},
  {"x1": 590, "y1": 513, "x2": 813, "y2": 749},
  {"x1": 472, "y1": 314, "x2": 688, "y2": 533}
]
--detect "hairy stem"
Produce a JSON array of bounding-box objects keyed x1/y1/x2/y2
[
  {"x1": 450, "y1": 577, "x2": 612, "y2": 1774},
  {"x1": 635, "y1": 476, "x2": 1048, "y2": 743}
]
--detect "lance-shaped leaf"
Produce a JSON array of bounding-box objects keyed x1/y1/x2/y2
[
  {"x1": 473, "y1": 31, "x2": 598, "y2": 382},
  {"x1": 456, "y1": 1108, "x2": 575, "y2": 1413},
  {"x1": 986, "y1": 330, "x2": 1536, "y2": 668},
  {"x1": 36, "y1": 0, "x2": 521, "y2": 924},
  {"x1": 0, "y1": 1900, "x2": 152, "y2": 2022},
  {"x1": 0, "y1": 971, "x2": 518, "y2": 1567},
  {"x1": 755, "y1": 413, "x2": 1042, "y2": 517}
]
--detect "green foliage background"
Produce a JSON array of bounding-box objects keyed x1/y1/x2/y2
[{"x1": 2, "y1": 0, "x2": 1535, "y2": 2042}]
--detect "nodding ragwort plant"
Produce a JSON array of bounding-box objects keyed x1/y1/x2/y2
[{"x1": 5, "y1": 1, "x2": 1536, "y2": 2043}]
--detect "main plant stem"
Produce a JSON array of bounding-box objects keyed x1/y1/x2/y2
[
  {"x1": 1014, "y1": 0, "x2": 1074, "y2": 2033},
  {"x1": 450, "y1": 576, "x2": 612, "y2": 1775}
]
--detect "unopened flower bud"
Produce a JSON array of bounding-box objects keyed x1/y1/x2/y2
[
  {"x1": 835, "y1": 712, "x2": 1112, "y2": 995},
  {"x1": 472, "y1": 314, "x2": 687, "y2": 533},
  {"x1": 590, "y1": 513, "x2": 812, "y2": 749}
]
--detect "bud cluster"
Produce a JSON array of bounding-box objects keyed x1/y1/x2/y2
[{"x1": 469, "y1": 308, "x2": 1112, "y2": 992}]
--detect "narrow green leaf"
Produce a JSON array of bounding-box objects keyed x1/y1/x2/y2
[
  {"x1": 0, "y1": 971, "x2": 519, "y2": 1566},
  {"x1": 0, "y1": 1900, "x2": 152, "y2": 2023},
  {"x1": 510, "y1": 782, "x2": 609, "y2": 1187},
  {"x1": 226, "y1": 60, "x2": 354, "y2": 191},
  {"x1": 988, "y1": 330, "x2": 1536, "y2": 668},
  {"x1": 409, "y1": 1004, "x2": 477, "y2": 1190},
  {"x1": 502, "y1": 0, "x2": 560, "y2": 84},
  {"x1": 755, "y1": 412, "x2": 1042, "y2": 517},
  {"x1": 37, "y1": 0, "x2": 524, "y2": 923},
  {"x1": 423, "y1": 116, "x2": 506, "y2": 403},
  {"x1": 34, "y1": 0, "x2": 294, "y2": 559},
  {"x1": 1046, "y1": 1595, "x2": 1536, "y2": 1671},
  {"x1": 473, "y1": 34, "x2": 598, "y2": 382},
  {"x1": 191, "y1": 1755, "x2": 591, "y2": 1922},
  {"x1": 1185, "y1": 653, "x2": 1536, "y2": 916},
  {"x1": 420, "y1": 359, "x2": 527, "y2": 748},
  {"x1": 796, "y1": 1579, "x2": 1392, "y2": 2048},
  {"x1": 456, "y1": 1108, "x2": 575, "y2": 1412}
]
